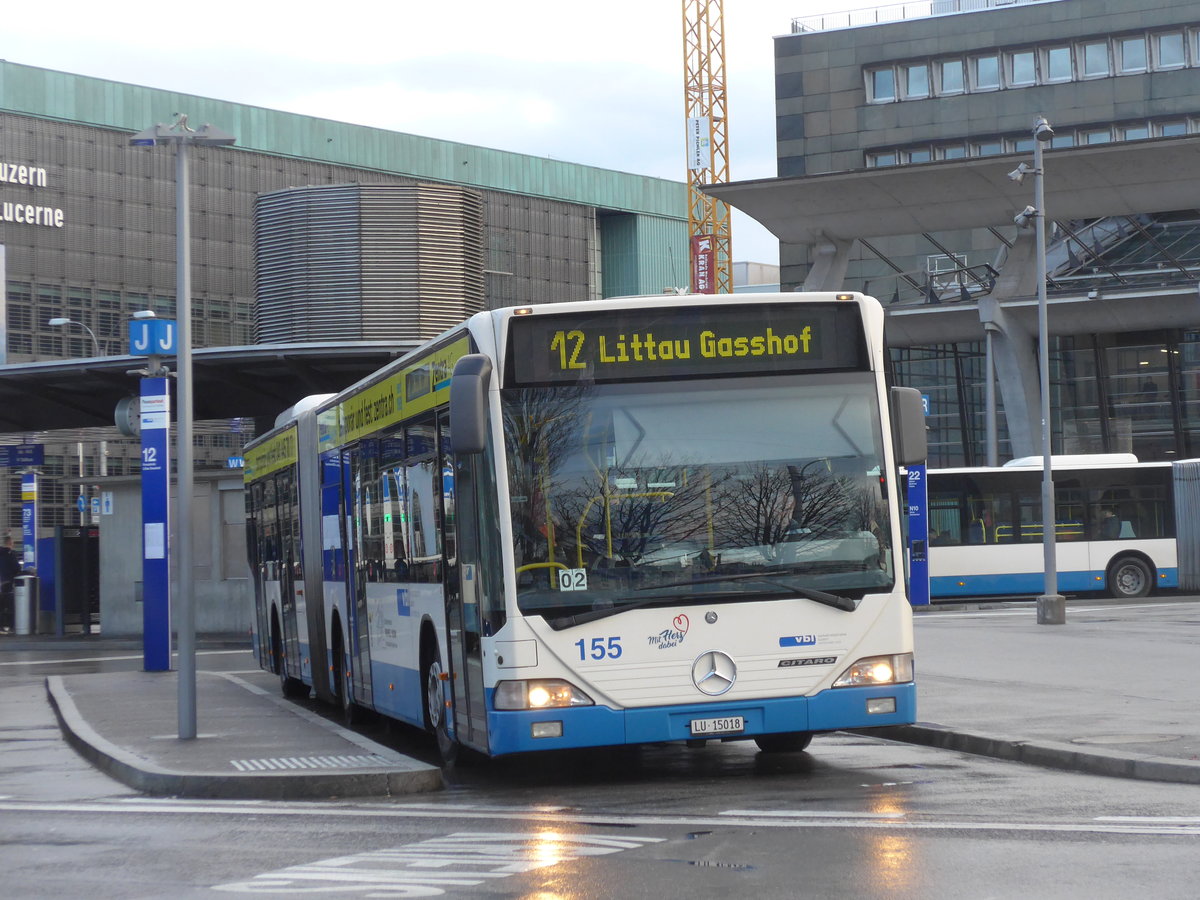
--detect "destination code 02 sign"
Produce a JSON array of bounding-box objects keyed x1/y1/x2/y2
[{"x1": 507, "y1": 302, "x2": 867, "y2": 386}]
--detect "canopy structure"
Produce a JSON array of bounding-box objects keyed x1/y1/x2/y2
[
  {"x1": 0, "y1": 342, "x2": 411, "y2": 434},
  {"x1": 705, "y1": 136, "x2": 1200, "y2": 247}
]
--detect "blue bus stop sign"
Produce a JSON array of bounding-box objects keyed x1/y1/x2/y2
[{"x1": 129, "y1": 319, "x2": 178, "y2": 356}]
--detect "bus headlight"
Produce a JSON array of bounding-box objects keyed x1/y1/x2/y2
[
  {"x1": 832, "y1": 653, "x2": 913, "y2": 687},
  {"x1": 494, "y1": 679, "x2": 594, "y2": 710}
]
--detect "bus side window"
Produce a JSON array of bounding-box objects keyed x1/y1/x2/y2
[
  {"x1": 1094, "y1": 508, "x2": 1121, "y2": 540},
  {"x1": 967, "y1": 507, "x2": 993, "y2": 543}
]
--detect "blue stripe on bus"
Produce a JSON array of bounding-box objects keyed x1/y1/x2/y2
[
  {"x1": 483, "y1": 683, "x2": 916, "y2": 755},
  {"x1": 931, "y1": 567, "x2": 1179, "y2": 597}
]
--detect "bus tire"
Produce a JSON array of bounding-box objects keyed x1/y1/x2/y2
[
  {"x1": 272, "y1": 612, "x2": 308, "y2": 700},
  {"x1": 754, "y1": 731, "x2": 814, "y2": 753},
  {"x1": 1108, "y1": 556, "x2": 1152, "y2": 599},
  {"x1": 423, "y1": 645, "x2": 459, "y2": 765},
  {"x1": 332, "y1": 625, "x2": 361, "y2": 726}
]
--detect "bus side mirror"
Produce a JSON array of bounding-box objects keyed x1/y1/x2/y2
[
  {"x1": 449, "y1": 354, "x2": 493, "y2": 455},
  {"x1": 891, "y1": 386, "x2": 927, "y2": 466}
]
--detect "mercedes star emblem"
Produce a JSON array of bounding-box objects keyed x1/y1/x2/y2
[{"x1": 691, "y1": 649, "x2": 737, "y2": 695}]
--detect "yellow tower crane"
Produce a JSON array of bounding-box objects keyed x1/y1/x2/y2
[{"x1": 683, "y1": 0, "x2": 732, "y2": 294}]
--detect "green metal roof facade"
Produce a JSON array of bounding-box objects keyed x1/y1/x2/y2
[{"x1": 0, "y1": 60, "x2": 686, "y2": 220}]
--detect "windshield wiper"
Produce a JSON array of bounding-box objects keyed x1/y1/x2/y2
[
  {"x1": 667, "y1": 573, "x2": 864, "y2": 619},
  {"x1": 544, "y1": 573, "x2": 858, "y2": 629},
  {"x1": 545, "y1": 593, "x2": 728, "y2": 630},
  {"x1": 640, "y1": 571, "x2": 860, "y2": 612}
]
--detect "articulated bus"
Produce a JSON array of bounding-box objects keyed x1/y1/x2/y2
[
  {"x1": 925, "y1": 454, "x2": 1188, "y2": 600},
  {"x1": 245, "y1": 293, "x2": 927, "y2": 760}
]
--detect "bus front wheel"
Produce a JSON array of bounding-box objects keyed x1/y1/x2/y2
[
  {"x1": 754, "y1": 731, "x2": 814, "y2": 753},
  {"x1": 423, "y1": 649, "x2": 459, "y2": 765},
  {"x1": 1108, "y1": 556, "x2": 1152, "y2": 599}
]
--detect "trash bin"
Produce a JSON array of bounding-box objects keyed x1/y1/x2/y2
[{"x1": 14, "y1": 575, "x2": 37, "y2": 636}]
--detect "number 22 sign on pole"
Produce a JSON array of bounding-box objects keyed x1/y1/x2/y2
[{"x1": 141, "y1": 376, "x2": 171, "y2": 671}]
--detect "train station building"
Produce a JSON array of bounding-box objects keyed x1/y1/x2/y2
[
  {"x1": 712, "y1": 0, "x2": 1200, "y2": 468},
  {"x1": 0, "y1": 60, "x2": 692, "y2": 632}
]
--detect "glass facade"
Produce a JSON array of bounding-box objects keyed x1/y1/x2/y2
[{"x1": 892, "y1": 330, "x2": 1200, "y2": 468}]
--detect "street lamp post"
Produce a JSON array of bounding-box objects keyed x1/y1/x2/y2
[
  {"x1": 1031, "y1": 116, "x2": 1065, "y2": 625},
  {"x1": 130, "y1": 116, "x2": 236, "y2": 739},
  {"x1": 49, "y1": 317, "x2": 105, "y2": 525},
  {"x1": 47, "y1": 317, "x2": 102, "y2": 356}
]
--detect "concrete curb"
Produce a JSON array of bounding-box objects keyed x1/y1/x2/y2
[
  {"x1": 45, "y1": 675, "x2": 443, "y2": 799},
  {"x1": 866, "y1": 722, "x2": 1200, "y2": 785}
]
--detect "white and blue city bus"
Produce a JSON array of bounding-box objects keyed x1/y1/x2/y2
[
  {"x1": 245, "y1": 292, "x2": 928, "y2": 759},
  {"x1": 924, "y1": 454, "x2": 1183, "y2": 600}
]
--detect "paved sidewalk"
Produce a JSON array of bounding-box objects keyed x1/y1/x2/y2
[
  {"x1": 46, "y1": 667, "x2": 442, "y2": 799},
  {"x1": 875, "y1": 596, "x2": 1200, "y2": 784},
  {"x1": 21, "y1": 596, "x2": 1200, "y2": 797}
]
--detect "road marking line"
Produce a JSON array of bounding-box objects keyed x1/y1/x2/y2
[
  {"x1": 212, "y1": 832, "x2": 664, "y2": 895},
  {"x1": 917, "y1": 601, "x2": 1200, "y2": 622},
  {"x1": 0, "y1": 649, "x2": 250, "y2": 667},
  {"x1": 720, "y1": 809, "x2": 902, "y2": 819},
  {"x1": 1096, "y1": 816, "x2": 1200, "y2": 823},
  {"x1": 2, "y1": 799, "x2": 1199, "y2": 836}
]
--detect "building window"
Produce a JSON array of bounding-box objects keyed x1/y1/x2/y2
[
  {"x1": 1051, "y1": 133, "x2": 1076, "y2": 148},
  {"x1": 1154, "y1": 32, "x2": 1186, "y2": 69},
  {"x1": 904, "y1": 63, "x2": 930, "y2": 98},
  {"x1": 971, "y1": 140, "x2": 1004, "y2": 157},
  {"x1": 907, "y1": 148, "x2": 932, "y2": 164},
  {"x1": 8, "y1": 305, "x2": 32, "y2": 330},
  {"x1": 862, "y1": 27, "x2": 1200, "y2": 108},
  {"x1": 869, "y1": 67, "x2": 896, "y2": 102},
  {"x1": 1012, "y1": 137, "x2": 1035, "y2": 152},
  {"x1": 1082, "y1": 41, "x2": 1110, "y2": 77},
  {"x1": 1082, "y1": 128, "x2": 1112, "y2": 145},
  {"x1": 1118, "y1": 36, "x2": 1147, "y2": 73},
  {"x1": 971, "y1": 54, "x2": 1000, "y2": 90},
  {"x1": 1044, "y1": 46, "x2": 1073, "y2": 82},
  {"x1": 939, "y1": 145, "x2": 967, "y2": 160},
  {"x1": 38, "y1": 335, "x2": 63, "y2": 357},
  {"x1": 1120, "y1": 124, "x2": 1150, "y2": 141},
  {"x1": 867, "y1": 151, "x2": 899, "y2": 167},
  {"x1": 938, "y1": 59, "x2": 964, "y2": 94},
  {"x1": 1157, "y1": 120, "x2": 1189, "y2": 136},
  {"x1": 1008, "y1": 50, "x2": 1036, "y2": 86}
]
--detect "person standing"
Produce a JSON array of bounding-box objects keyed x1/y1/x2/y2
[{"x1": 0, "y1": 535, "x2": 20, "y2": 633}]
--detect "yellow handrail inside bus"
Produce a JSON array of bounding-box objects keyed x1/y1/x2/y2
[
  {"x1": 573, "y1": 491, "x2": 675, "y2": 568},
  {"x1": 516, "y1": 561, "x2": 569, "y2": 575}
]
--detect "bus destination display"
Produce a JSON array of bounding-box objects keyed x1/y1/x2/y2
[{"x1": 507, "y1": 303, "x2": 866, "y2": 385}]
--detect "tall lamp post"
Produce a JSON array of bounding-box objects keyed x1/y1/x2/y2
[
  {"x1": 48, "y1": 317, "x2": 102, "y2": 356},
  {"x1": 130, "y1": 116, "x2": 236, "y2": 739},
  {"x1": 49, "y1": 318, "x2": 108, "y2": 524},
  {"x1": 1012, "y1": 116, "x2": 1066, "y2": 625}
]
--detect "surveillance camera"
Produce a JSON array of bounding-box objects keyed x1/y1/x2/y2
[
  {"x1": 1013, "y1": 205, "x2": 1037, "y2": 228},
  {"x1": 1008, "y1": 162, "x2": 1033, "y2": 183}
]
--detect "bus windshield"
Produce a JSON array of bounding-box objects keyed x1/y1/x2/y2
[{"x1": 502, "y1": 372, "x2": 893, "y2": 625}]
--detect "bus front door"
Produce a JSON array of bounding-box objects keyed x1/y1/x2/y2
[{"x1": 439, "y1": 411, "x2": 489, "y2": 753}]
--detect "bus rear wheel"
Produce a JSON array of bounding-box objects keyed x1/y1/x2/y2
[
  {"x1": 1108, "y1": 556, "x2": 1152, "y2": 599},
  {"x1": 754, "y1": 731, "x2": 814, "y2": 753},
  {"x1": 272, "y1": 614, "x2": 307, "y2": 699},
  {"x1": 332, "y1": 631, "x2": 360, "y2": 725}
]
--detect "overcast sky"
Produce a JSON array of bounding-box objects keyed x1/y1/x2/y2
[{"x1": 8, "y1": 0, "x2": 869, "y2": 267}]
